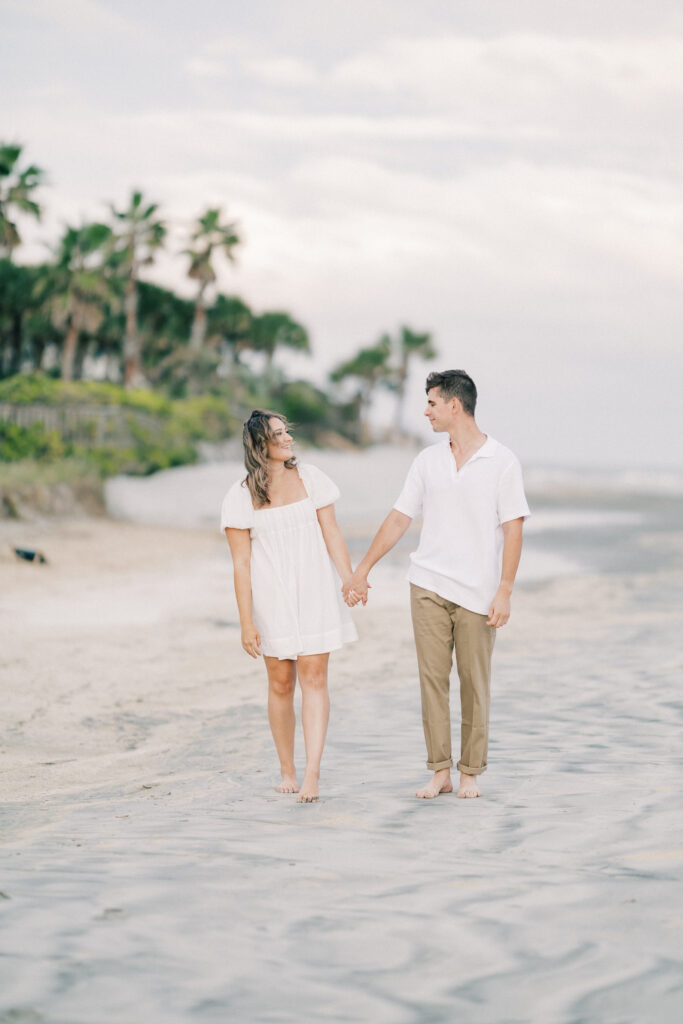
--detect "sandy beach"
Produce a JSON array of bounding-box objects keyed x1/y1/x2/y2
[{"x1": 2, "y1": 457, "x2": 683, "y2": 1023}]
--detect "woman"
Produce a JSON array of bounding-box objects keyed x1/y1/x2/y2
[{"x1": 221, "y1": 410, "x2": 358, "y2": 803}]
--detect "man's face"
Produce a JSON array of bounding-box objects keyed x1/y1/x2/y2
[{"x1": 424, "y1": 387, "x2": 454, "y2": 432}]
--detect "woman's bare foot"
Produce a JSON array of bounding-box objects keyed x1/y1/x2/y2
[
  {"x1": 457, "y1": 772, "x2": 481, "y2": 798},
  {"x1": 277, "y1": 772, "x2": 299, "y2": 794},
  {"x1": 296, "y1": 771, "x2": 319, "y2": 803},
  {"x1": 416, "y1": 768, "x2": 454, "y2": 799}
]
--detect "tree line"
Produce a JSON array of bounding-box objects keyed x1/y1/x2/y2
[{"x1": 0, "y1": 142, "x2": 436, "y2": 441}]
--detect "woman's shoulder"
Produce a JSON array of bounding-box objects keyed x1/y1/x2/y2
[
  {"x1": 220, "y1": 476, "x2": 254, "y2": 529},
  {"x1": 232, "y1": 473, "x2": 249, "y2": 490},
  {"x1": 298, "y1": 462, "x2": 333, "y2": 484},
  {"x1": 224, "y1": 475, "x2": 250, "y2": 500},
  {"x1": 298, "y1": 462, "x2": 340, "y2": 508}
]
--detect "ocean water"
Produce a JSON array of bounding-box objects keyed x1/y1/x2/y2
[{"x1": 522, "y1": 473, "x2": 683, "y2": 583}]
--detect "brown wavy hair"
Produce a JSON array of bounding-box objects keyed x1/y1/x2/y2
[{"x1": 242, "y1": 409, "x2": 297, "y2": 508}]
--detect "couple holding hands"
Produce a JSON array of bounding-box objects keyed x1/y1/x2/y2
[{"x1": 221, "y1": 370, "x2": 529, "y2": 803}]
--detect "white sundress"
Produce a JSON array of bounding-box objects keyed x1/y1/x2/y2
[{"x1": 220, "y1": 463, "x2": 358, "y2": 660}]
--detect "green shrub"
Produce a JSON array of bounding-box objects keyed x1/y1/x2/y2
[
  {"x1": 0, "y1": 373, "x2": 63, "y2": 405},
  {"x1": 0, "y1": 420, "x2": 67, "y2": 461},
  {"x1": 0, "y1": 373, "x2": 172, "y2": 415},
  {"x1": 125, "y1": 415, "x2": 198, "y2": 474},
  {"x1": 170, "y1": 394, "x2": 237, "y2": 441}
]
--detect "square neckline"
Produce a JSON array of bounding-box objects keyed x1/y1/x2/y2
[{"x1": 251, "y1": 466, "x2": 311, "y2": 512}]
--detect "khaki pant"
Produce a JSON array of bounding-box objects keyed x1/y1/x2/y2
[{"x1": 410, "y1": 584, "x2": 496, "y2": 776}]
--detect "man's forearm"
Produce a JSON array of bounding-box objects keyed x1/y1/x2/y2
[
  {"x1": 488, "y1": 519, "x2": 524, "y2": 627},
  {"x1": 499, "y1": 519, "x2": 523, "y2": 592},
  {"x1": 356, "y1": 509, "x2": 412, "y2": 578}
]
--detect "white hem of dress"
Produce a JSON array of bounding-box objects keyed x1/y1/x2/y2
[{"x1": 261, "y1": 622, "x2": 358, "y2": 661}]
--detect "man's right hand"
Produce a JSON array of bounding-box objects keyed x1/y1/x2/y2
[{"x1": 342, "y1": 572, "x2": 370, "y2": 606}]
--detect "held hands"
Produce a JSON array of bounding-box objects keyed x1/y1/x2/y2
[
  {"x1": 241, "y1": 622, "x2": 262, "y2": 658},
  {"x1": 342, "y1": 571, "x2": 370, "y2": 608},
  {"x1": 487, "y1": 585, "x2": 511, "y2": 628}
]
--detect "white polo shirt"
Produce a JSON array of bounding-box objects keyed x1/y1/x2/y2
[{"x1": 393, "y1": 436, "x2": 530, "y2": 615}]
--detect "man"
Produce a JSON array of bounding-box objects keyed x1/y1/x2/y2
[{"x1": 344, "y1": 369, "x2": 529, "y2": 799}]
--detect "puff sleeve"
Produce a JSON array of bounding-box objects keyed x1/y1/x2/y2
[
  {"x1": 299, "y1": 463, "x2": 340, "y2": 509},
  {"x1": 220, "y1": 479, "x2": 255, "y2": 531}
]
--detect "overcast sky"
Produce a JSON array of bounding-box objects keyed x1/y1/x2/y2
[{"x1": 2, "y1": 0, "x2": 682, "y2": 467}]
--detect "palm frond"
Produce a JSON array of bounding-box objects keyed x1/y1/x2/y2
[{"x1": 0, "y1": 144, "x2": 22, "y2": 176}]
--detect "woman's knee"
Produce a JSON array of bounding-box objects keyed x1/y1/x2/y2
[
  {"x1": 298, "y1": 669, "x2": 328, "y2": 693},
  {"x1": 269, "y1": 672, "x2": 296, "y2": 698}
]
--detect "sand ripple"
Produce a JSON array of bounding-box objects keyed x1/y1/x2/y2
[{"x1": 1, "y1": 520, "x2": 682, "y2": 1022}]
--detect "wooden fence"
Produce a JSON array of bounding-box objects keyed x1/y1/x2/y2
[{"x1": 0, "y1": 403, "x2": 163, "y2": 446}]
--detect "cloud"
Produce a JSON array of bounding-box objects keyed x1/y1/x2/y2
[
  {"x1": 12, "y1": 93, "x2": 680, "y2": 364},
  {"x1": 273, "y1": 156, "x2": 682, "y2": 340},
  {"x1": 330, "y1": 33, "x2": 683, "y2": 164},
  {"x1": 245, "y1": 57, "x2": 320, "y2": 87},
  {"x1": 333, "y1": 33, "x2": 683, "y2": 102},
  {"x1": 191, "y1": 110, "x2": 479, "y2": 142},
  {"x1": 0, "y1": 0, "x2": 134, "y2": 34},
  {"x1": 185, "y1": 58, "x2": 231, "y2": 80},
  {"x1": 185, "y1": 37, "x2": 320, "y2": 87},
  {"x1": 180, "y1": 31, "x2": 683, "y2": 179}
]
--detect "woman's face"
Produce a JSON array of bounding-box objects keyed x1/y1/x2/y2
[{"x1": 266, "y1": 418, "x2": 293, "y2": 463}]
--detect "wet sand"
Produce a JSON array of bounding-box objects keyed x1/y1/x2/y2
[{"x1": 1, "y1": 516, "x2": 683, "y2": 1022}]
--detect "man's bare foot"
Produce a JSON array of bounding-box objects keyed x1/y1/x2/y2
[
  {"x1": 416, "y1": 768, "x2": 454, "y2": 799},
  {"x1": 457, "y1": 772, "x2": 481, "y2": 798},
  {"x1": 296, "y1": 771, "x2": 319, "y2": 803},
  {"x1": 277, "y1": 773, "x2": 299, "y2": 794}
]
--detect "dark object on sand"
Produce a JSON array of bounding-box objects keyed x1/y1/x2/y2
[{"x1": 13, "y1": 547, "x2": 47, "y2": 565}]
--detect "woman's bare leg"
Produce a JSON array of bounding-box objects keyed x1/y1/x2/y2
[
  {"x1": 264, "y1": 656, "x2": 298, "y2": 792},
  {"x1": 296, "y1": 653, "x2": 330, "y2": 802}
]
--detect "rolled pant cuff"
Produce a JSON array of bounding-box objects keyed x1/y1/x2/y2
[
  {"x1": 457, "y1": 761, "x2": 487, "y2": 776},
  {"x1": 427, "y1": 758, "x2": 453, "y2": 771}
]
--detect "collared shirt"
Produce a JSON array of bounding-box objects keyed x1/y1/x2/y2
[{"x1": 393, "y1": 436, "x2": 530, "y2": 615}]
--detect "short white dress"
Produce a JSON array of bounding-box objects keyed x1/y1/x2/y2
[{"x1": 220, "y1": 463, "x2": 358, "y2": 660}]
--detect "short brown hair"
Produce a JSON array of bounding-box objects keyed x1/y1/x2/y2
[{"x1": 425, "y1": 370, "x2": 477, "y2": 416}]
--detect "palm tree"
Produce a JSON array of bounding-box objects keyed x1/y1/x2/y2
[
  {"x1": 0, "y1": 143, "x2": 44, "y2": 259},
  {"x1": 207, "y1": 294, "x2": 253, "y2": 364},
  {"x1": 111, "y1": 190, "x2": 166, "y2": 388},
  {"x1": 392, "y1": 326, "x2": 437, "y2": 433},
  {"x1": 330, "y1": 335, "x2": 392, "y2": 444},
  {"x1": 250, "y1": 311, "x2": 311, "y2": 371},
  {"x1": 51, "y1": 223, "x2": 113, "y2": 381},
  {"x1": 186, "y1": 208, "x2": 241, "y2": 352},
  {"x1": 0, "y1": 260, "x2": 48, "y2": 377}
]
